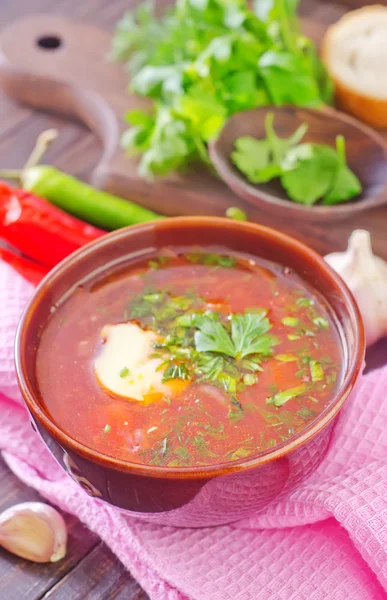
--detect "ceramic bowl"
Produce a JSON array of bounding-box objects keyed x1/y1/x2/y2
[{"x1": 15, "y1": 217, "x2": 365, "y2": 527}]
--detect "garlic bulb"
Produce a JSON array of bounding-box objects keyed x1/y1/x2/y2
[
  {"x1": 325, "y1": 230, "x2": 387, "y2": 346},
  {"x1": 0, "y1": 502, "x2": 67, "y2": 563}
]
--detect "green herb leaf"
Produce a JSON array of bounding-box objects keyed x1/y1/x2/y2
[
  {"x1": 196, "y1": 354, "x2": 225, "y2": 381},
  {"x1": 287, "y1": 334, "x2": 300, "y2": 341},
  {"x1": 162, "y1": 362, "x2": 191, "y2": 382},
  {"x1": 119, "y1": 367, "x2": 130, "y2": 378},
  {"x1": 309, "y1": 360, "x2": 324, "y2": 382},
  {"x1": 313, "y1": 316, "x2": 329, "y2": 330},
  {"x1": 231, "y1": 112, "x2": 307, "y2": 184},
  {"x1": 282, "y1": 316, "x2": 299, "y2": 327},
  {"x1": 113, "y1": 1, "x2": 331, "y2": 178},
  {"x1": 220, "y1": 373, "x2": 237, "y2": 393},
  {"x1": 240, "y1": 357, "x2": 264, "y2": 372},
  {"x1": 232, "y1": 136, "x2": 276, "y2": 184},
  {"x1": 174, "y1": 446, "x2": 190, "y2": 461},
  {"x1": 295, "y1": 296, "x2": 314, "y2": 307},
  {"x1": 323, "y1": 136, "x2": 362, "y2": 205},
  {"x1": 281, "y1": 144, "x2": 339, "y2": 205},
  {"x1": 231, "y1": 114, "x2": 361, "y2": 206},
  {"x1": 275, "y1": 353, "x2": 298, "y2": 362},
  {"x1": 259, "y1": 51, "x2": 322, "y2": 107},
  {"x1": 231, "y1": 309, "x2": 273, "y2": 357},
  {"x1": 229, "y1": 446, "x2": 251, "y2": 461},
  {"x1": 194, "y1": 317, "x2": 236, "y2": 357},
  {"x1": 243, "y1": 373, "x2": 257, "y2": 386},
  {"x1": 296, "y1": 406, "x2": 316, "y2": 421},
  {"x1": 185, "y1": 252, "x2": 236, "y2": 268},
  {"x1": 267, "y1": 383, "x2": 307, "y2": 407},
  {"x1": 228, "y1": 400, "x2": 245, "y2": 423}
]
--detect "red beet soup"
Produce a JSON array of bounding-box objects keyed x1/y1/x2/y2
[{"x1": 36, "y1": 247, "x2": 343, "y2": 469}]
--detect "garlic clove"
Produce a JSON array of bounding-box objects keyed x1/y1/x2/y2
[
  {"x1": 325, "y1": 230, "x2": 387, "y2": 347},
  {"x1": 0, "y1": 502, "x2": 67, "y2": 563}
]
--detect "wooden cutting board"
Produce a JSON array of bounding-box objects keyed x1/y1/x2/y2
[{"x1": 0, "y1": 13, "x2": 386, "y2": 259}]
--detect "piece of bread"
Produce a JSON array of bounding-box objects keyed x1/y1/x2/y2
[{"x1": 322, "y1": 6, "x2": 387, "y2": 128}]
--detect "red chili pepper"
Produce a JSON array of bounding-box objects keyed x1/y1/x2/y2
[
  {"x1": 0, "y1": 182, "x2": 105, "y2": 268},
  {"x1": 0, "y1": 246, "x2": 49, "y2": 286}
]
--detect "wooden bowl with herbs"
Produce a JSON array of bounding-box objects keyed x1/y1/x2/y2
[{"x1": 210, "y1": 106, "x2": 387, "y2": 222}]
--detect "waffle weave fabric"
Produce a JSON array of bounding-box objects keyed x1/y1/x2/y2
[{"x1": 0, "y1": 261, "x2": 386, "y2": 600}]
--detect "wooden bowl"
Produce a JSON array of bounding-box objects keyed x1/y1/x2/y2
[
  {"x1": 15, "y1": 217, "x2": 364, "y2": 527},
  {"x1": 209, "y1": 106, "x2": 387, "y2": 222}
]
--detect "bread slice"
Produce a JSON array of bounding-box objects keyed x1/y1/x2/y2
[{"x1": 322, "y1": 6, "x2": 387, "y2": 127}]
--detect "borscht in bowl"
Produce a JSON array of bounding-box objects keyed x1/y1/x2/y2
[{"x1": 15, "y1": 217, "x2": 364, "y2": 527}]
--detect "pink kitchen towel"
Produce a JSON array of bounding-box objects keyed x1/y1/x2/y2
[{"x1": 0, "y1": 260, "x2": 387, "y2": 600}]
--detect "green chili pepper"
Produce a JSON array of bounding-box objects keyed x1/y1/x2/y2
[
  {"x1": 20, "y1": 165, "x2": 162, "y2": 230},
  {"x1": 0, "y1": 129, "x2": 162, "y2": 230}
]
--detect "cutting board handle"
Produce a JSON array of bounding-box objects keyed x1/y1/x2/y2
[
  {"x1": 0, "y1": 16, "x2": 148, "y2": 188},
  {"x1": 0, "y1": 15, "x2": 250, "y2": 217}
]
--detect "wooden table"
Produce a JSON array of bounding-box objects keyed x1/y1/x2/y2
[{"x1": 0, "y1": 0, "x2": 385, "y2": 598}]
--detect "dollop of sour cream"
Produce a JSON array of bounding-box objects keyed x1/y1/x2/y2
[{"x1": 95, "y1": 323, "x2": 186, "y2": 402}]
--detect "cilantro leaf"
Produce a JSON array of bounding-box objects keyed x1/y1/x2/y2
[
  {"x1": 265, "y1": 112, "x2": 308, "y2": 163},
  {"x1": 231, "y1": 115, "x2": 362, "y2": 205},
  {"x1": 231, "y1": 112, "x2": 307, "y2": 184},
  {"x1": 259, "y1": 51, "x2": 322, "y2": 107},
  {"x1": 280, "y1": 145, "x2": 338, "y2": 205},
  {"x1": 231, "y1": 137, "x2": 274, "y2": 184},
  {"x1": 323, "y1": 136, "x2": 362, "y2": 205},
  {"x1": 113, "y1": 0, "x2": 331, "y2": 177}
]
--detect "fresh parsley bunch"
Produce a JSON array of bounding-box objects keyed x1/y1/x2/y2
[{"x1": 112, "y1": 0, "x2": 332, "y2": 178}]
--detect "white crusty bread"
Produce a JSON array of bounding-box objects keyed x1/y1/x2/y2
[{"x1": 322, "y1": 5, "x2": 387, "y2": 127}]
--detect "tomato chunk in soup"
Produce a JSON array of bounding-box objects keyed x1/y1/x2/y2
[{"x1": 36, "y1": 249, "x2": 343, "y2": 467}]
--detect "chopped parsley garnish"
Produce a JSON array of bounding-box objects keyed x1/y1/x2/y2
[
  {"x1": 296, "y1": 297, "x2": 314, "y2": 308},
  {"x1": 119, "y1": 367, "x2": 130, "y2": 378},
  {"x1": 243, "y1": 373, "x2": 257, "y2": 387},
  {"x1": 296, "y1": 407, "x2": 317, "y2": 421},
  {"x1": 162, "y1": 362, "x2": 191, "y2": 382},
  {"x1": 281, "y1": 316, "x2": 299, "y2": 327},
  {"x1": 313, "y1": 316, "x2": 329, "y2": 330},
  {"x1": 148, "y1": 256, "x2": 170, "y2": 270},
  {"x1": 309, "y1": 360, "x2": 324, "y2": 382},
  {"x1": 122, "y1": 265, "x2": 339, "y2": 462},
  {"x1": 267, "y1": 384, "x2": 307, "y2": 407},
  {"x1": 275, "y1": 353, "x2": 298, "y2": 362},
  {"x1": 228, "y1": 400, "x2": 245, "y2": 423},
  {"x1": 288, "y1": 333, "x2": 301, "y2": 341},
  {"x1": 185, "y1": 252, "x2": 236, "y2": 268}
]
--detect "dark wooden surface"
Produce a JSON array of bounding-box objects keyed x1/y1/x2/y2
[
  {"x1": 0, "y1": 0, "x2": 386, "y2": 599},
  {"x1": 2, "y1": 1, "x2": 387, "y2": 258}
]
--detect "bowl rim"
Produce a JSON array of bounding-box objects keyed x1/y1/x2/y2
[{"x1": 15, "y1": 216, "x2": 365, "y2": 480}]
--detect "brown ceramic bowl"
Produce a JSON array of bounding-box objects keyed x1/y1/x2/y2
[{"x1": 15, "y1": 217, "x2": 365, "y2": 527}]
